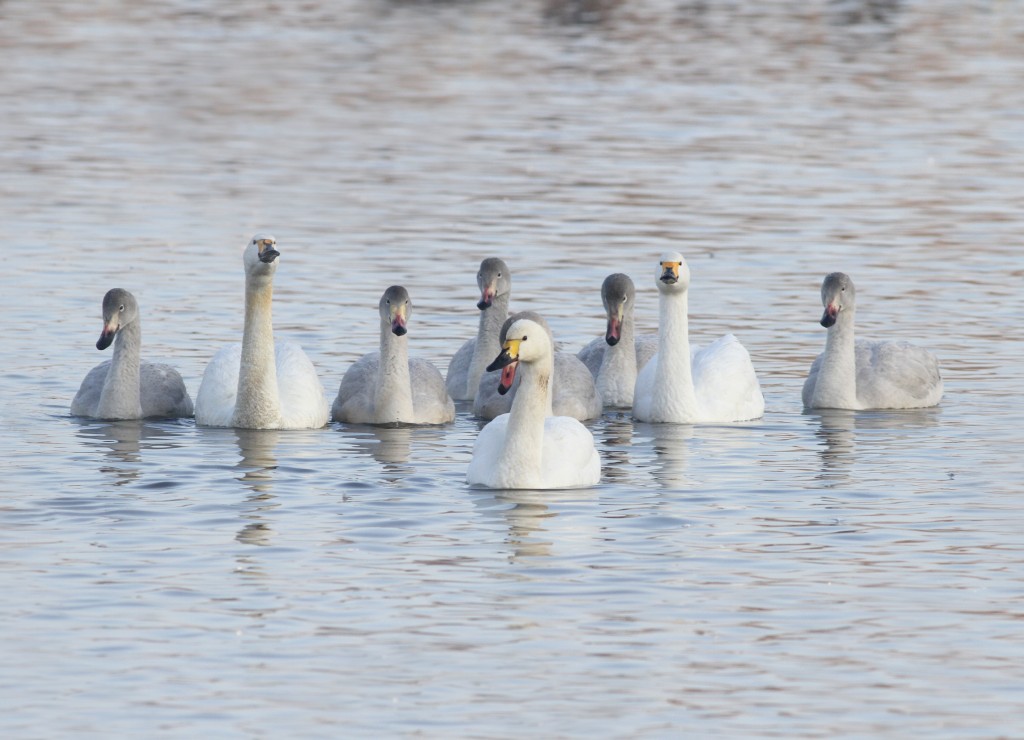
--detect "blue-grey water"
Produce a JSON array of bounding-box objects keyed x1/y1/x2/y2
[{"x1": 2, "y1": 1, "x2": 1023, "y2": 736}]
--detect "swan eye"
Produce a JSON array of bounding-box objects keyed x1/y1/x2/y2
[
  {"x1": 623, "y1": 296, "x2": 628, "y2": 303},
  {"x1": 497, "y1": 272, "x2": 502, "y2": 278},
  {"x1": 522, "y1": 335, "x2": 527, "y2": 341},
  {"x1": 119, "y1": 304, "x2": 125, "y2": 312}
]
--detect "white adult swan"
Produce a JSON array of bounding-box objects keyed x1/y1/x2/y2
[
  {"x1": 577, "y1": 273, "x2": 658, "y2": 408},
  {"x1": 633, "y1": 252, "x2": 764, "y2": 423},
  {"x1": 71, "y1": 288, "x2": 194, "y2": 420},
  {"x1": 332, "y1": 286, "x2": 455, "y2": 425},
  {"x1": 467, "y1": 317, "x2": 601, "y2": 489},
  {"x1": 802, "y1": 272, "x2": 943, "y2": 409},
  {"x1": 194, "y1": 235, "x2": 329, "y2": 429}
]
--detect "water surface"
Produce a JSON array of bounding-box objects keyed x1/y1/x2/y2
[{"x1": 2, "y1": 1, "x2": 1023, "y2": 736}]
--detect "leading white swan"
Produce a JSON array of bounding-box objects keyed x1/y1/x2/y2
[
  {"x1": 71, "y1": 288, "x2": 194, "y2": 420},
  {"x1": 802, "y1": 272, "x2": 943, "y2": 409},
  {"x1": 633, "y1": 252, "x2": 764, "y2": 423},
  {"x1": 467, "y1": 317, "x2": 601, "y2": 489},
  {"x1": 332, "y1": 285, "x2": 455, "y2": 425},
  {"x1": 194, "y1": 235, "x2": 329, "y2": 429},
  {"x1": 577, "y1": 273, "x2": 658, "y2": 408}
]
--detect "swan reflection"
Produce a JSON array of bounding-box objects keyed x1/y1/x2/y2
[
  {"x1": 75, "y1": 419, "x2": 183, "y2": 486},
  {"x1": 233, "y1": 428, "x2": 280, "y2": 547},
  {"x1": 807, "y1": 406, "x2": 941, "y2": 484},
  {"x1": 637, "y1": 421, "x2": 695, "y2": 489},
  {"x1": 600, "y1": 415, "x2": 636, "y2": 483}
]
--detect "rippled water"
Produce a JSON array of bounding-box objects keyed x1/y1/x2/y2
[{"x1": 3, "y1": 0, "x2": 1024, "y2": 736}]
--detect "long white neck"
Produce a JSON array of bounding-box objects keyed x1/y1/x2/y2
[
  {"x1": 500, "y1": 350, "x2": 553, "y2": 488},
  {"x1": 597, "y1": 308, "x2": 638, "y2": 407},
  {"x1": 812, "y1": 308, "x2": 859, "y2": 409},
  {"x1": 467, "y1": 292, "x2": 510, "y2": 398},
  {"x1": 375, "y1": 323, "x2": 414, "y2": 423},
  {"x1": 233, "y1": 273, "x2": 281, "y2": 428},
  {"x1": 97, "y1": 320, "x2": 143, "y2": 419},
  {"x1": 651, "y1": 289, "x2": 698, "y2": 422}
]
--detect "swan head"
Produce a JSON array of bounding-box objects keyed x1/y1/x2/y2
[
  {"x1": 243, "y1": 234, "x2": 280, "y2": 279},
  {"x1": 380, "y1": 285, "x2": 411, "y2": 336},
  {"x1": 656, "y1": 251, "x2": 690, "y2": 293},
  {"x1": 487, "y1": 316, "x2": 552, "y2": 395},
  {"x1": 601, "y1": 273, "x2": 635, "y2": 345},
  {"x1": 819, "y1": 272, "x2": 855, "y2": 327},
  {"x1": 96, "y1": 288, "x2": 138, "y2": 350},
  {"x1": 476, "y1": 257, "x2": 511, "y2": 310}
]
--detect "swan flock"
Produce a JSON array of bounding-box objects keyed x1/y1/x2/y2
[{"x1": 72, "y1": 237, "x2": 944, "y2": 489}]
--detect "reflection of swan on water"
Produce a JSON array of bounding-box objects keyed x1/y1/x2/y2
[
  {"x1": 635, "y1": 421, "x2": 695, "y2": 489},
  {"x1": 598, "y1": 415, "x2": 637, "y2": 483},
  {"x1": 809, "y1": 408, "x2": 857, "y2": 485},
  {"x1": 469, "y1": 488, "x2": 555, "y2": 561},
  {"x1": 233, "y1": 428, "x2": 280, "y2": 549},
  {"x1": 234, "y1": 428, "x2": 280, "y2": 495},
  {"x1": 75, "y1": 419, "x2": 186, "y2": 486},
  {"x1": 346, "y1": 424, "x2": 415, "y2": 477},
  {"x1": 807, "y1": 406, "x2": 941, "y2": 485}
]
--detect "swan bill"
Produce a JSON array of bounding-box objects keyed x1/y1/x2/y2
[
  {"x1": 606, "y1": 315, "x2": 621, "y2": 346},
  {"x1": 486, "y1": 339, "x2": 521, "y2": 395},
  {"x1": 497, "y1": 362, "x2": 518, "y2": 395},
  {"x1": 659, "y1": 261, "x2": 680, "y2": 284},
  {"x1": 820, "y1": 304, "x2": 838, "y2": 327},
  {"x1": 96, "y1": 326, "x2": 115, "y2": 350}
]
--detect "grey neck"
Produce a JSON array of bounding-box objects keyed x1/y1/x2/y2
[
  {"x1": 376, "y1": 323, "x2": 414, "y2": 423},
  {"x1": 97, "y1": 319, "x2": 143, "y2": 419},
  {"x1": 467, "y1": 291, "x2": 510, "y2": 398},
  {"x1": 233, "y1": 273, "x2": 281, "y2": 428},
  {"x1": 812, "y1": 308, "x2": 858, "y2": 408},
  {"x1": 597, "y1": 307, "x2": 638, "y2": 404}
]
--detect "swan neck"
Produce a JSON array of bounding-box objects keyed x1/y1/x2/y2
[
  {"x1": 97, "y1": 319, "x2": 142, "y2": 419},
  {"x1": 376, "y1": 323, "x2": 414, "y2": 423},
  {"x1": 503, "y1": 351, "x2": 553, "y2": 478},
  {"x1": 651, "y1": 288, "x2": 700, "y2": 413},
  {"x1": 813, "y1": 309, "x2": 858, "y2": 408},
  {"x1": 234, "y1": 274, "x2": 281, "y2": 427},
  {"x1": 597, "y1": 307, "x2": 638, "y2": 406},
  {"x1": 468, "y1": 292, "x2": 509, "y2": 397}
]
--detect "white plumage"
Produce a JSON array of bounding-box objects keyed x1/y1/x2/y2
[
  {"x1": 632, "y1": 252, "x2": 764, "y2": 424},
  {"x1": 467, "y1": 317, "x2": 601, "y2": 490},
  {"x1": 194, "y1": 235, "x2": 328, "y2": 430}
]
